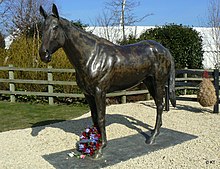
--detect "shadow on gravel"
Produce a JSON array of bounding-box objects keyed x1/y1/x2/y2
[
  {"x1": 31, "y1": 114, "x2": 153, "y2": 137},
  {"x1": 176, "y1": 104, "x2": 213, "y2": 113},
  {"x1": 31, "y1": 120, "x2": 66, "y2": 128},
  {"x1": 139, "y1": 101, "x2": 213, "y2": 114},
  {"x1": 43, "y1": 128, "x2": 197, "y2": 169},
  {"x1": 31, "y1": 114, "x2": 197, "y2": 169}
]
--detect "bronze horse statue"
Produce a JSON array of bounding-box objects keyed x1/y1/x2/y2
[{"x1": 39, "y1": 4, "x2": 176, "y2": 158}]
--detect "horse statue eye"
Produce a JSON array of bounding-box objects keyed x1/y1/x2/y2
[{"x1": 53, "y1": 25, "x2": 59, "y2": 30}]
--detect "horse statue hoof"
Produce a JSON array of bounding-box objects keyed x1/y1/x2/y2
[
  {"x1": 91, "y1": 150, "x2": 103, "y2": 159},
  {"x1": 145, "y1": 136, "x2": 156, "y2": 145}
]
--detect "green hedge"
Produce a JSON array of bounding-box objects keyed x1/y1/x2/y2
[{"x1": 120, "y1": 24, "x2": 204, "y2": 69}]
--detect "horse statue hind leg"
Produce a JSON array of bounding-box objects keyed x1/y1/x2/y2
[
  {"x1": 143, "y1": 77, "x2": 165, "y2": 144},
  {"x1": 143, "y1": 51, "x2": 176, "y2": 144}
]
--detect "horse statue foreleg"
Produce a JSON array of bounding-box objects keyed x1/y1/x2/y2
[
  {"x1": 84, "y1": 94, "x2": 98, "y2": 126},
  {"x1": 90, "y1": 87, "x2": 107, "y2": 159},
  {"x1": 84, "y1": 90, "x2": 107, "y2": 159}
]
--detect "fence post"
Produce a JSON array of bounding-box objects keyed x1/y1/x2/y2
[
  {"x1": 48, "y1": 66, "x2": 54, "y2": 105},
  {"x1": 9, "y1": 64, "x2": 15, "y2": 103},
  {"x1": 146, "y1": 92, "x2": 151, "y2": 100},
  {"x1": 213, "y1": 69, "x2": 219, "y2": 113},
  {"x1": 184, "y1": 67, "x2": 188, "y2": 95},
  {"x1": 121, "y1": 90, "x2": 126, "y2": 104}
]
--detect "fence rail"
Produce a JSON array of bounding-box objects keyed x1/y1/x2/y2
[{"x1": 0, "y1": 65, "x2": 219, "y2": 113}]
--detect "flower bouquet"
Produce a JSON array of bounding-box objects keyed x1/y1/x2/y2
[{"x1": 77, "y1": 126, "x2": 102, "y2": 156}]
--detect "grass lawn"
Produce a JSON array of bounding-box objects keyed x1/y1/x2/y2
[{"x1": 0, "y1": 101, "x2": 89, "y2": 132}]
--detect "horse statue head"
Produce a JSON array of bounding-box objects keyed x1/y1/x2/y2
[{"x1": 39, "y1": 4, "x2": 65, "y2": 63}]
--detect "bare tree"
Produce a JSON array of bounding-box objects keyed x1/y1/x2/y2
[
  {"x1": 107, "y1": 0, "x2": 152, "y2": 40},
  {"x1": 0, "y1": 0, "x2": 53, "y2": 67},
  {"x1": 95, "y1": 0, "x2": 152, "y2": 42},
  {"x1": 0, "y1": 0, "x2": 53, "y2": 35},
  {"x1": 206, "y1": 0, "x2": 220, "y2": 68},
  {"x1": 0, "y1": 0, "x2": 10, "y2": 33},
  {"x1": 95, "y1": 10, "x2": 122, "y2": 43},
  {"x1": 0, "y1": 31, "x2": 5, "y2": 48}
]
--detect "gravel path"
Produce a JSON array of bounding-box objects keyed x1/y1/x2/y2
[{"x1": 0, "y1": 96, "x2": 220, "y2": 169}]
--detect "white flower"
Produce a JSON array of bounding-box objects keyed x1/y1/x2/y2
[
  {"x1": 90, "y1": 134, "x2": 95, "y2": 139},
  {"x1": 85, "y1": 148, "x2": 90, "y2": 154},
  {"x1": 80, "y1": 135, "x2": 86, "y2": 139},
  {"x1": 85, "y1": 128, "x2": 90, "y2": 133},
  {"x1": 78, "y1": 144, "x2": 84, "y2": 150}
]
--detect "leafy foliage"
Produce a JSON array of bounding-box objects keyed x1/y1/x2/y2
[
  {"x1": 71, "y1": 20, "x2": 88, "y2": 29},
  {"x1": 120, "y1": 24, "x2": 204, "y2": 69}
]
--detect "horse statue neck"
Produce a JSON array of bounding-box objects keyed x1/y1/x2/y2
[{"x1": 60, "y1": 18, "x2": 115, "y2": 70}]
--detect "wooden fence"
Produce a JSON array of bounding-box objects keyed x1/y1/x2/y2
[
  {"x1": 0, "y1": 65, "x2": 219, "y2": 113},
  {"x1": 0, "y1": 65, "x2": 150, "y2": 105}
]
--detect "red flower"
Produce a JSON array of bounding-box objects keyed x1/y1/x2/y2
[
  {"x1": 89, "y1": 148, "x2": 94, "y2": 156},
  {"x1": 82, "y1": 147, "x2": 87, "y2": 153}
]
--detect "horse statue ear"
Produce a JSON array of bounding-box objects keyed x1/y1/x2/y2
[
  {"x1": 52, "y1": 4, "x2": 59, "y2": 19},
  {"x1": 40, "y1": 6, "x2": 47, "y2": 19}
]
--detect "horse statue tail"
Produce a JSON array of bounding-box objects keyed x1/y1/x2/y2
[{"x1": 169, "y1": 53, "x2": 176, "y2": 107}]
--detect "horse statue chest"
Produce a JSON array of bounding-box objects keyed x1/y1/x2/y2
[{"x1": 74, "y1": 52, "x2": 116, "y2": 95}]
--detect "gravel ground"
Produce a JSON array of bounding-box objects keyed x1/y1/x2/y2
[{"x1": 0, "y1": 96, "x2": 220, "y2": 169}]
